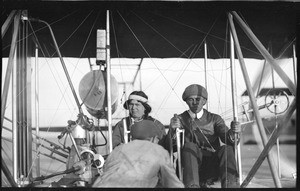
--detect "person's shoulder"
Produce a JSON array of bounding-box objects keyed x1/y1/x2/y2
[
  {"x1": 114, "y1": 118, "x2": 124, "y2": 126},
  {"x1": 114, "y1": 117, "x2": 130, "y2": 126},
  {"x1": 204, "y1": 109, "x2": 218, "y2": 116},
  {"x1": 145, "y1": 115, "x2": 155, "y2": 121},
  {"x1": 156, "y1": 145, "x2": 171, "y2": 159},
  {"x1": 131, "y1": 140, "x2": 165, "y2": 152},
  {"x1": 180, "y1": 110, "x2": 188, "y2": 116},
  {"x1": 149, "y1": 141, "x2": 169, "y2": 154},
  {"x1": 113, "y1": 143, "x2": 125, "y2": 150},
  {"x1": 178, "y1": 110, "x2": 189, "y2": 119},
  {"x1": 146, "y1": 116, "x2": 164, "y2": 126},
  {"x1": 204, "y1": 109, "x2": 224, "y2": 120}
]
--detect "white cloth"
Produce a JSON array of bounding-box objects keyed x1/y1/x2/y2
[
  {"x1": 187, "y1": 109, "x2": 203, "y2": 119},
  {"x1": 92, "y1": 140, "x2": 184, "y2": 188}
]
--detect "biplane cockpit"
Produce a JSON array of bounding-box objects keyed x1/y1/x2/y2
[{"x1": 2, "y1": 2, "x2": 297, "y2": 188}]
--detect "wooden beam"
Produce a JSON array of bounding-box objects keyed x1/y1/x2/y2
[
  {"x1": 228, "y1": 12, "x2": 282, "y2": 188},
  {"x1": 1, "y1": 156, "x2": 18, "y2": 187},
  {"x1": 231, "y1": 11, "x2": 296, "y2": 96},
  {"x1": 1, "y1": 10, "x2": 17, "y2": 38},
  {"x1": 1, "y1": 11, "x2": 21, "y2": 131},
  {"x1": 241, "y1": 98, "x2": 296, "y2": 188}
]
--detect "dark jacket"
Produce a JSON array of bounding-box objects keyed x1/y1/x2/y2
[{"x1": 167, "y1": 109, "x2": 236, "y2": 152}]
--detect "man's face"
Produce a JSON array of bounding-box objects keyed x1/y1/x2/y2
[
  {"x1": 185, "y1": 95, "x2": 206, "y2": 114},
  {"x1": 128, "y1": 99, "x2": 145, "y2": 119}
]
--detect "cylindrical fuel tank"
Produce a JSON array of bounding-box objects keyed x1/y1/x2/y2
[{"x1": 79, "y1": 70, "x2": 118, "y2": 119}]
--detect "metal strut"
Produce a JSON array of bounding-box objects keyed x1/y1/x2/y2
[
  {"x1": 229, "y1": 12, "x2": 282, "y2": 188},
  {"x1": 27, "y1": 17, "x2": 83, "y2": 114},
  {"x1": 176, "y1": 128, "x2": 184, "y2": 181}
]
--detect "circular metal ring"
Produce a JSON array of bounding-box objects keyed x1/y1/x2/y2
[{"x1": 265, "y1": 89, "x2": 289, "y2": 114}]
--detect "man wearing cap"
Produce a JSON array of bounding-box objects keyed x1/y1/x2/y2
[
  {"x1": 168, "y1": 84, "x2": 241, "y2": 188},
  {"x1": 93, "y1": 120, "x2": 184, "y2": 188},
  {"x1": 112, "y1": 91, "x2": 167, "y2": 149}
]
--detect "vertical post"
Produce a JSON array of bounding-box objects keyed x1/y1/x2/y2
[
  {"x1": 292, "y1": 43, "x2": 297, "y2": 86},
  {"x1": 204, "y1": 40, "x2": 208, "y2": 110},
  {"x1": 123, "y1": 118, "x2": 130, "y2": 144},
  {"x1": 122, "y1": 83, "x2": 130, "y2": 144},
  {"x1": 25, "y1": 11, "x2": 33, "y2": 179},
  {"x1": 123, "y1": 83, "x2": 129, "y2": 117},
  {"x1": 271, "y1": 68, "x2": 281, "y2": 178},
  {"x1": 229, "y1": 18, "x2": 242, "y2": 184},
  {"x1": 241, "y1": 99, "x2": 296, "y2": 187},
  {"x1": 106, "y1": 10, "x2": 113, "y2": 153},
  {"x1": 139, "y1": 59, "x2": 143, "y2": 91},
  {"x1": 34, "y1": 42, "x2": 40, "y2": 177},
  {"x1": 13, "y1": 49, "x2": 18, "y2": 183},
  {"x1": 228, "y1": 12, "x2": 282, "y2": 188},
  {"x1": 12, "y1": 29, "x2": 19, "y2": 183},
  {"x1": 17, "y1": 10, "x2": 33, "y2": 179},
  {"x1": 176, "y1": 128, "x2": 184, "y2": 181},
  {"x1": 132, "y1": 58, "x2": 143, "y2": 90}
]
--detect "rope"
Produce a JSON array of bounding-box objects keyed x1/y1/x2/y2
[
  {"x1": 111, "y1": 11, "x2": 126, "y2": 83},
  {"x1": 117, "y1": 11, "x2": 183, "y2": 102},
  {"x1": 50, "y1": 10, "x2": 94, "y2": 57},
  {"x1": 132, "y1": 11, "x2": 191, "y2": 58},
  {"x1": 154, "y1": 45, "x2": 201, "y2": 114},
  {"x1": 153, "y1": 11, "x2": 261, "y2": 58},
  {"x1": 26, "y1": 17, "x2": 86, "y2": 179}
]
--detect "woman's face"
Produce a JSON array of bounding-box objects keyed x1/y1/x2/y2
[{"x1": 128, "y1": 99, "x2": 145, "y2": 119}]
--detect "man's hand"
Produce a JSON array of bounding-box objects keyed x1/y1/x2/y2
[
  {"x1": 170, "y1": 114, "x2": 182, "y2": 129},
  {"x1": 230, "y1": 120, "x2": 241, "y2": 133}
]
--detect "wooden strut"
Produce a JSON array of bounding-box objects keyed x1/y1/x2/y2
[
  {"x1": 241, "y1": 98, "x2": 296, "y2": 188},
  {"x1": 204, "y1": 40, "x2": 208, "y2": 110},
  {"x1": 28, "y1": 18, "x2": 83, "y2": 115},
  {"x1": 1, "y1": 10, "x2": 21, "y2": 136},
  {"x1": 271, "y1": 65, "x2": 281, "y2": 178},
  {"x1": 231, "y1": 11, "x2": 296, "y2": 96},
  {"x1": 132, "y1": 58, "x2": 143, "y2": 90},
  {"x1": 176, "y1": 128, "x2": 184, "y2": 181},
  {"x1": 2, "y1": 156, "x2": 18, "y2": 187},
  {"x1": 228, "y1": 12, "x2": 282, "y2": 188},
  {"x1": 106, "y1": 10, "x2": 113, "y2": 153},
  {"x1": 34, "y1": 36, "x2": 40, "y2": 178},
  {"x1": 228, "y1": 14, "x2": 242, "y2": 185},
  {"x1": 123, "y1": 118, "x2": 130, "y2": 144},
  {"x1": 1, "y1": 11, "x2": 22, "y2": 186},
  {"x1": 1, "y1": 10, "x2": 17, "y2": 38}
]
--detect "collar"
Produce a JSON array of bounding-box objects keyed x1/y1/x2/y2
[
  {"x1": 187, "y1": 109, "x2": 204, "y2": 119},
  {"x1": 131, "y1": 117, "x2": 143, "y2": 123}
]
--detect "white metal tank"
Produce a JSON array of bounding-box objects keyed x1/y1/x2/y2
[{"x1": 79, "y1": 70, "x2": 118, "y2": 119}]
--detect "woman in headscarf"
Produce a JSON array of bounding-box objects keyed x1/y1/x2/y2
[{"x1": 112, "y1": 91, "x2": 167, "y2": 149}]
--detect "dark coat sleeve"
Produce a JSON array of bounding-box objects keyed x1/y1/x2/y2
[{"x1": 213, "y1": 114, "x2": 236, "y2": 146}]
